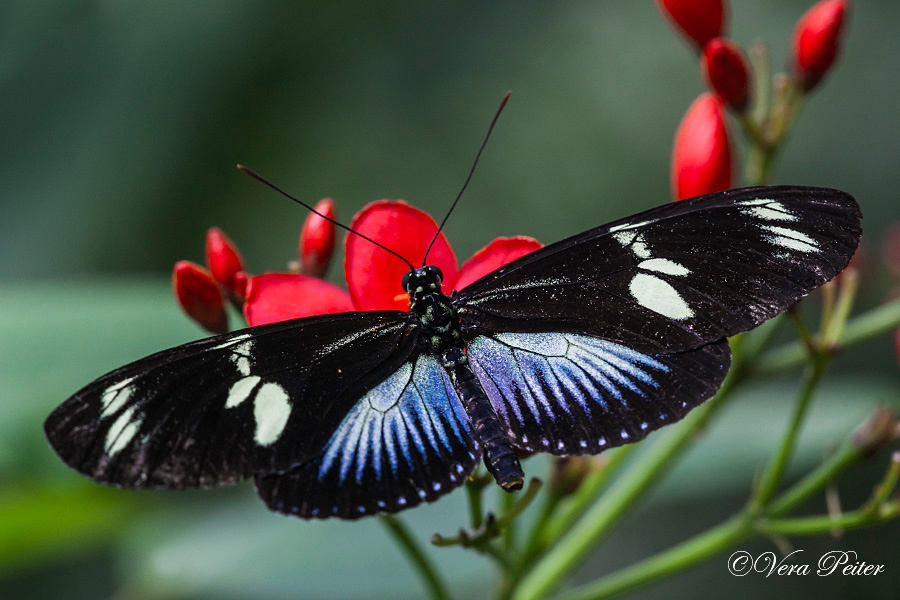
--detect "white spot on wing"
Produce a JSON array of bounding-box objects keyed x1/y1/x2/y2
[
  {"x1": 101, "y1": 377, "x2": 135, "y2": 418},
  {"x1": 230, "y1": 340, "x2": 254, "y2": 376},
  {"x1": 632, "y1": 235, "x2": 651, "y2": 259},
  {"x1": 762, "y1": 225, "x2": 819, "y2": 253},
  {"x1": 743, "y1": 205, "x2": 796, "y2": 222},
  {"x1": 105, "y1": 406, "x2": 142, "y2": 455},
  {"x1": 226, "y1": 375, "x2": 261, "y2": 408},
  {"x1": 254, "y1": 383, "x2": 292, "y2": 446},
  {"x1": 613, "y1": 231, "x2": 637, "y2": 246},
  {"x1": 629, "y1": 273, "x2": 693, "y2": 320},
  {"x1": 638, "y1": 258, "x2": 690, "y2": 276}
]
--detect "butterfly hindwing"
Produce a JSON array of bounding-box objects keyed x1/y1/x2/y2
[
  {"x1": 255, "y1": 354, "x2": 481, "y2": 519},
  {"x1": 454, "y1": 186, "x2": 861, "y2": 353},
  {"x1": 44, "y1": 311, "x2": 418, "y2": 489},
  {"x1": 466, "y1": 332, "x2": 730, "y2": 453}
]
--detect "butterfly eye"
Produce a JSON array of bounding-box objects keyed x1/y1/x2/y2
[
  {"x1": 401, "y1": 271, "x2": 412, "y2": 292},
  {"x1": 425, "y1": 265, "x2": 443, "y2": 283}
]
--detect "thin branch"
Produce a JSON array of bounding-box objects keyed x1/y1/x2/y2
[{"x1": 381, "y1": 515, "x2": 452, "y2": 600}]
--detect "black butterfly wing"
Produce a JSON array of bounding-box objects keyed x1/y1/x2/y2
[
  {"x1": 255, "y1": 354, "x2": 481, "y2": 519},
  {"x1": 454, "y1": 186, "x2": 861, "y2": 353},
  {"x1": 44, "y1": 311, "x2": 421, "y2": 489},
  {"x1": 466, "y1": 332, "x2": 729, "y2": 453}
]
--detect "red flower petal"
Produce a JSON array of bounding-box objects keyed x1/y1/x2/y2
[
  {"x1": 454, "y1": 236, "x2": 543, "y2": 292},
  {"x1": 656, "y1": 0, "x2": 726, "y2": 50},
  {"x1": 671, "y1": 93, "x2": 734, "y2": 201},
  {"x1": 299, "y1": 198, "x2": 337, "y2": 278},
  {"x1": 172, "y1": 261, "x2": 229, "y2": 334},
  {"x1": 205, "y1": 228, "x2": 245, "y2": 295},
  {"x1": 345, "y1": 201, "x2": 458, "y2": 311},
  {"x1": 792, "y1": 0, "x2": 849, "y2": 93},
  {"x1": 243, "y1": 273, "x2": 354, "y2": 326}
]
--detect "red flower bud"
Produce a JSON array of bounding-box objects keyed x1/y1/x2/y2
[
  {"x1": 205, "y1": 228, "x2": 245, "y2": 296},
  {"x1": 671, "y1": 93, "x2": 734, "y2": 201},
  {"x1": 232, "y1": 270, "x2": 250, "y2": 304},
  {"x1": 791, "y1": 0, "x2": 849, "y2": 93},
  {"x1": 701, "y1": 38, "x2": 750, "y2": 111},
  {"x1": 172, "y1": 261, "x2": 229, "y2": 334},
  {"x1": 300, "y1": 198, "x2": 337, "y2": 278},
  {"x1": 656, "y1": 0, "x2": 726, "y2": 50}
]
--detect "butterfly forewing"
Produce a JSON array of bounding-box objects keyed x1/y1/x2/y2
[
  {"x1": 45, "y1": 311, "x2": 417, "y2": 489},
  {"x1": 466, "y1": 333, "x2": 730, "y2": 453},
  {"x1": 255, "y1": 354, "x2": 481, "y2": 519},
  {"x1": 454, "y1": 187, "x2": 861, "y2": 353}
]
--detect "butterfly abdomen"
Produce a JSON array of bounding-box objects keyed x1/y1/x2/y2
[{"x1": 450, "y1": 363, "x2": 524, "y2": 492}]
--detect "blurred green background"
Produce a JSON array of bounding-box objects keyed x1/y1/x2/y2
[{"x1": 2, "y1": 1, "x2": 899, "y2": 599}]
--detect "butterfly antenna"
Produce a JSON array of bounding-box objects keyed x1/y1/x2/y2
[
  {"x1": 237, "y1": 165, "x2": 415, "y2": 271},
  {"x1": 421, "y1": 91, "x2": 511, "y2": 267}
]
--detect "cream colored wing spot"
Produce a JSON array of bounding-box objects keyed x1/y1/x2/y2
[
  {"x1": 254, "y1": 382, "x2": 292, "y2": 446},
  {"x1": 628, "y1": 273, "x2": 694, "y2": 320}
]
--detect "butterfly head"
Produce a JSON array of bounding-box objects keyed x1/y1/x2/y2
[{"x1": 402, "y1": 265, "x2": 444, "y2": 300}]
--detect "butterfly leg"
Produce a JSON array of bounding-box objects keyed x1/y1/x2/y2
[{"x1": 450, "y1": 362, "x2": 524, "y2": 492}]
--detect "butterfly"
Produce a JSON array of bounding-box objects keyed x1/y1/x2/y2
[{"x1": 45, "y1": 181, "x2": 861, "y2": 519}]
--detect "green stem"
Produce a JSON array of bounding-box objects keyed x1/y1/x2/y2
[
  {"x1": 468, "y1": 474, "x2": 485, "y2": 530},
  {"x1": 863, "y1": 452, "x2": 900, "y2": 514},
  {"x1": 767, "y1": 442, "x2": 861, "y2": 517},
  {"x1": 759, "y1": 503, "x2": 900, "y2": 536},
  {"x1": 537, "y1": 445, "x2": 637, "y2": 550},
  {"x1": 518, "y1": 492, "x2": 561, "y2": 570},
  {"x1": 748, "y1": 40, "x2": 771, "y2": 128},
  {"x1": 381, "y1": 515, "x2": 452, "y2": 600},
  {"x1": 554, "y1": 517, "x2": 752, "y2": 600},
  {"x1": 744, "y1": 142, "x2": 777, "y2": 186},
  {"x1": 752, "y1": 299, "x2": 900, "y2": 377},
  {"x1": 502, "y1": 487, "x2": 517, "y2": 550},
  {"x1": 749, "y1": 359, "x2": 828, "y2": 512},
  {"x1": 787, "y1": 307, "x2": 817, "y2": 357},
  {"x1": 482, "y1": 542, "x2": 516, "y2": 574},
  {"x1": 821, "y1": 270, "x2": 860, "y2": 349}
]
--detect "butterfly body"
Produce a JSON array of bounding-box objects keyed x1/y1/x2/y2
[
  {"x1": 45, "y1": 186, "x2": 862, "y2": 519},
  {"x1": 407, "y1": 264, "x2": 526, "y2": 491}
]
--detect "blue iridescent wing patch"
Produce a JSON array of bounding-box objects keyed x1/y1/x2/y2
[
  {"x1": 467, "y1": 332, "x2": 730, "y2": 454},
  {"x1": 255, "y1": 354, "x2": 481, "y2": 519}
]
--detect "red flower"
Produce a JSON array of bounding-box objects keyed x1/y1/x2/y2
[
  {"x1": 701, "y1": 38, "x2": 750, "y2": 112},
  {"x1": 670, "y1": 93, "x2": 734, "y2": 201},
  {"x1": 172, "y1": 261, "x2": 229, "y2": 334},
  {"x1": 299, "y1": 198, "x2": 337, "y2": 278},
  {"x1": 791, "y1": 0, "x2": 850, "y2": 93},
  {"x1": 205, "y1": 228, "x2": 245, "y2": 298},
  {"x1": 656, "y1": 0, "x2": 726, "y2": 50},
  {"x1": 244, "y1": 201, "x2": 542, "y2": 326}
]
